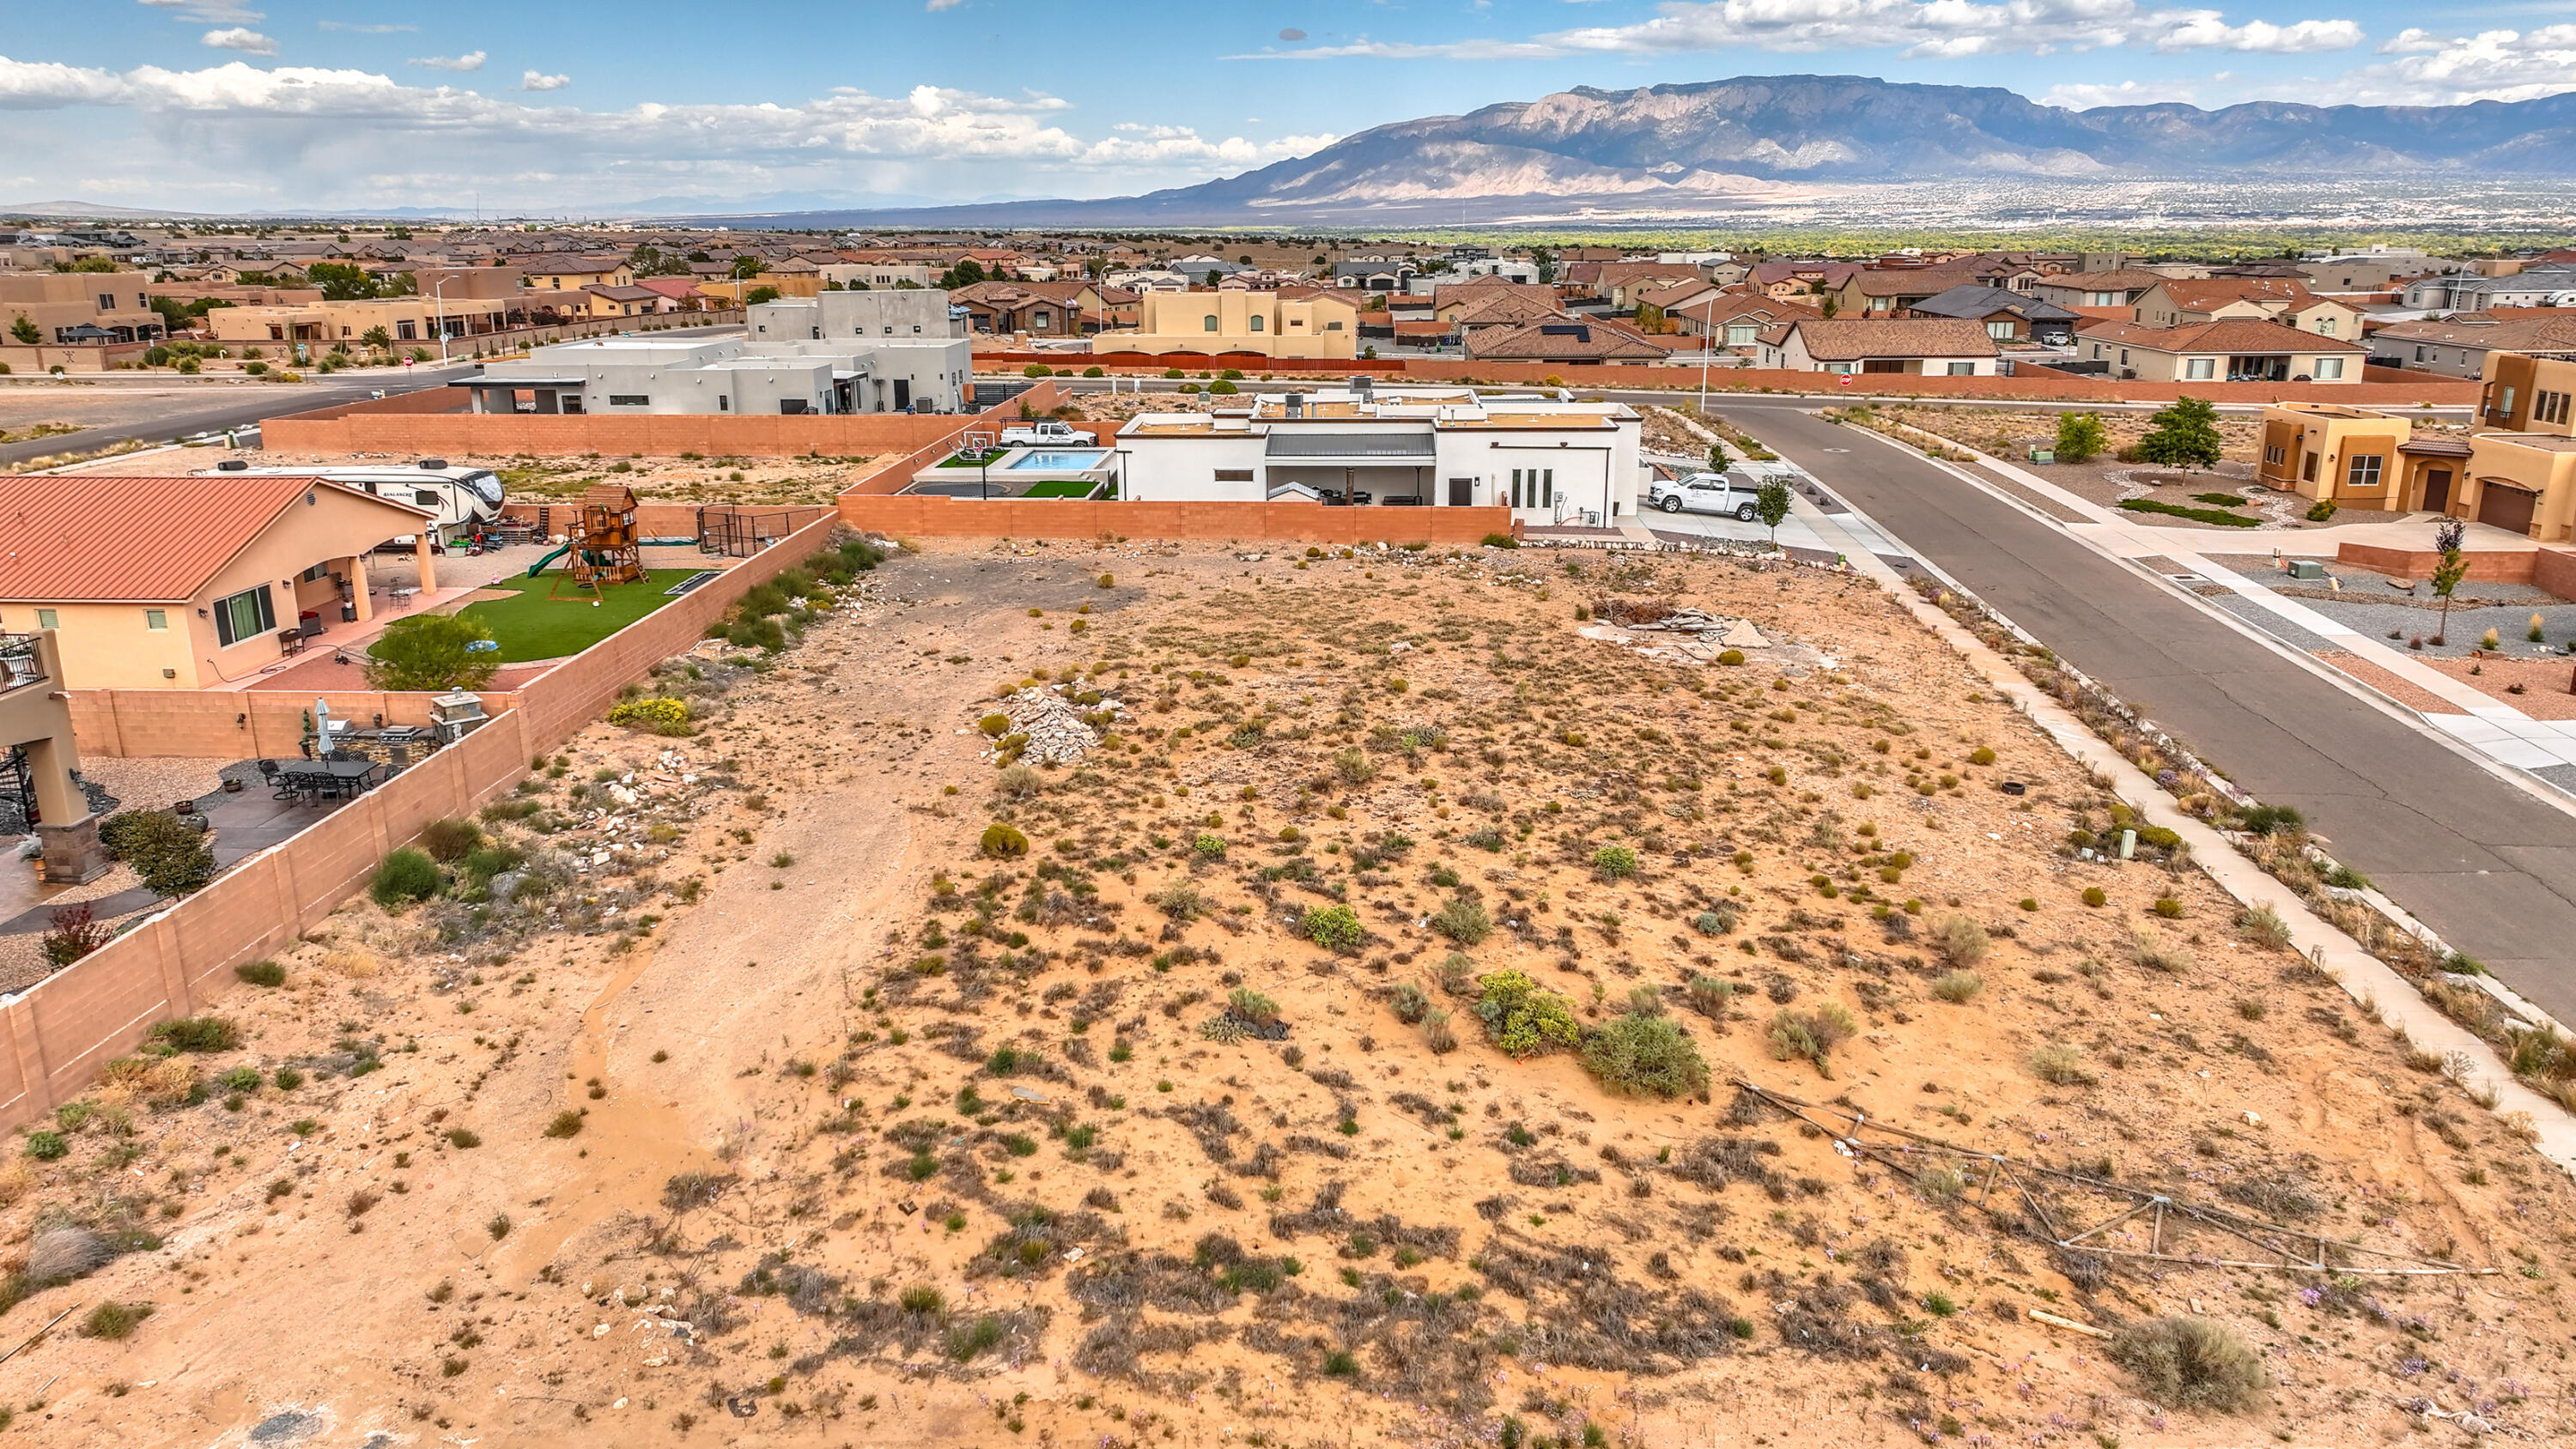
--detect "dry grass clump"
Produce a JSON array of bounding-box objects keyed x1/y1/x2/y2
[{"x1": 2109, "y1": 1315, "x2": 2268, "y2": 1410}]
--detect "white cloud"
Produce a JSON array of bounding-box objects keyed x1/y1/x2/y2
[
  {"x1": 1236, "y1": 2, "x2": 2367, "y2": 63},
  {"x1": 926, "y1": 0, "x2": 964, "y2": 9},
  {"x1": 140, "y1": 0, "x2": 262, "y2": 21},
  {"x1": 2338, "y1": 27, "x2": 2576, "y2": 105},
  {"x1": 318, "y1": 21, "x2": 416, "y2": 33},
  {"x1": 2040, "y1": 78, "x2": 2201, "y2": 108},
  {"x1": 410, "y1": 52, "x2": 487, "y2": 73},
  {"x1": 0, "y1": 56, "x2": 1335, "y2": 209},
  {"x1": 200, "y1": 27, "x2": 276, "y2": 56},
  {"x1": 519, "y1": 70, "x2": 570, "y2": 92}
]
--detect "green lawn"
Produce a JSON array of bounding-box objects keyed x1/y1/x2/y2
[
  {"x1": 419, "y1": 567, "x2": 708, "y2": 663},
  {"x1": 1021, "y1": 479, "x2": 1108, "y2": 499}
]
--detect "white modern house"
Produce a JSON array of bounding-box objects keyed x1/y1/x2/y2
[
  {"x1": 1115, "y1": 382, "x2": 1643, "y2": 526},
  {"x1": 460, "y1": 289, "x2": 972, "y2": 415}
]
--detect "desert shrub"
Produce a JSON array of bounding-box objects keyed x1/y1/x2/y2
[
  {"x1": 1301, "y1": 904, "x2": 1363, "y2": 952},
  {"x1": 606, "y1": 696, "x2": 689, "y2": 731},
  {"x1": 1591, "y1": 845, "x2": 1637, "y2": 880},
  {"x1": 1685, "y1": 975, "x2": 1735, "y2": 1019},
  {"x1": 2081, "y1": 886, "x2": 2107, "y2": 907},
  {"x1": 1580, "y1": 1013, "x2": 1710, "y2": 1099},
  {"x1": 1766, "y1": 1003, "x2": 1857, "y2": 1073},
  {"x1": 1690, "y1": 906, "x2": 1735, "y2": 937},
  {"x1": 419, "y1": 816, "x2": 483, "y2": 863},
  {"x1": 79, "y1": 1301, "x2": 152, "y2": 1341},
  {"x1": 2239, "y1": 803, "x2": 2304, "y2": 835},
  {"x1": 1423, "y1": 1009, "x2": 1458, "y2": 1054},
  {"x1": 1931, "y1": 971, "x2": 1984, "y2": 1003},
  {"x1": 1716, "y1": 649, "x2": 1745, "y2": 666},
  {"x1": 2131, "y1": 930, "x2": 2193, "y2": 973},
  {"x1": 150, "y1": 1016, "x2": 239, "y2": 1052},
  {"x1": 1192, "y1": 833, "x2": 1226, "y2": 858},
  {"x1": 368, "y1": 848, "x2": 442, "y2": 909},
  {"x1": 1226, "y1": 988, "x2": 1280, "y2": 1025},
  {"x1": 993, "y1": 763, "x2": 1042, "y2": 800},
  {"x1": 1431, "y1": 895, "x2": 1492, "y2": 946},
  {"x1": 980, "y1": 712, "x2": 1012, "y2": 737},
  {"x1": 1917, "y1": 1164, "x2": 1968, "y2": 1203},
  {"x1": 544, "y1": 1110, "x2": 585, "y2": 1138},
  {"x1": 234, "y1": 960, "x2": 286, "y2": 988},
  {"x1": 1473, "y1": 971, "x2": 1580, "y2": 1058},
  {"x1": 1932, "y1": 915, "x2": 1989, "y2": 969},
  {"x1": 980, "y1": 823, "x2": 1030, "y2": 858},
  {"x1": 2029, "y1": 1041, "x2": 2094, "y2": 1085},
  {"x1": 2238, "y1": 906, "x2": 2293, "y2": 950},
  {"x1": 23, "y1": 1131, "x2": 67, "y2": 1161},
  {"x1": 2109, "y1": 1316, "x2": 2266, "y2": 1411},
  {"x1": 40, "y1": 903, "x2": 111, "y2": 967},
  {"x1": 1334, "y1": 747, "x2": 1378, "y2": 784},
  {"x1": 1389, "y1": 982, "x2": 1430, "y2": 1024}
]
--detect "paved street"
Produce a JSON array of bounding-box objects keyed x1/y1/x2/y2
[
  {"x1": 0, "y1": 367, "x2": 470, "y2": 467},
  {"x1": 1714, "y1": 400, "x2": 2576, "y2": 1025}
]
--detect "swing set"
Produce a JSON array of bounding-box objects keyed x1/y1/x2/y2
[{"x1": 546, "y1": 483, "x2": 645, "y2": 601}]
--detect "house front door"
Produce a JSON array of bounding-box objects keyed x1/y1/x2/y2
[
  {"x1": 2421, "y1": 469, "x2": 2451, "y2": 513},
  {"x1": 1448, "y1": 477, "x2": 1473, "y2": 507}
]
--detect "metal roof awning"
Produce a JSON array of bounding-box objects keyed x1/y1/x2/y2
[
  {"x1": 451, "y1": 377, "x2": 586, "y2": 387},
  {"x1": 1264, "y1": 431, "x2": 1435, "y2": 461}
]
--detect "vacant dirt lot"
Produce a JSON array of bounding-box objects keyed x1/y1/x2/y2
[
  {"x1": 3, "y1": 541, "x2": 2568, "y2": 1449},
  {"x1": 49, "y1": 441, "x2": 872, "y2": 506}
]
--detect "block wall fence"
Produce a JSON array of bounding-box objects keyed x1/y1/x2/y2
[{"x1": 9, "y1": 511, "x2": 845, "y2": 1132}]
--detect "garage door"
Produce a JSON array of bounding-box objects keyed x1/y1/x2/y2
[{"x1": 2476, "y1": 480, "x2": 2538, "y2": 536}]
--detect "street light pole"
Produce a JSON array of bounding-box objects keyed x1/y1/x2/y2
[
  {"x1": 1698, "y1": 289, "x2": 1722, "y2": 415},
  {"x1": 433, "y1": 276, "x2": 455, "y2": 363}
]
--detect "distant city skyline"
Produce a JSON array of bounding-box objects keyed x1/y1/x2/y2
[{"x1": 2, "y1": 1, "x2": 2570, "y2": 213}]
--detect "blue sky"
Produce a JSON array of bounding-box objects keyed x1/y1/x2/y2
[{"x1": 3, "y1": 1, "x2": 2573, "y2": 213}]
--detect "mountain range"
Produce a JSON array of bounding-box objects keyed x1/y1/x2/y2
[{"x1": 670, "y1": 75, "x2": 2576, "y2": 229}]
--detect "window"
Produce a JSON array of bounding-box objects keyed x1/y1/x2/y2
[
  {"x1": 2498, "y1": 385, "x2": 2517, "y2": 420},
  {"x1": 717, "y1": 395, "x2": 729, "y2": 412},
  {"x1": 96, "y1": 293, "x2": 114, "y2": 312},
  {"x1": 396, "y1": 320, "x2": 416, "y2": 340},
  {"x1": 1212, "y1": 469, "x2": 1255, "y2": 482},
  {"x1": 2314, "y1": 357, "x2": 2345, "y2": 379},
  {"x1": 2263, "y1": 443, "x2": 2287, "y2": 469},
  {"x1": 145, "y1": 609, "x2": 167, "y2": 631},
  {"x1": 1202, "y1": 315, "x2": 1219, "y2": 332},
  {"x1": 415, "y1": 490, "x2": 441, "y2": 506},
  {"x1": 1249, "y1": 315, "x2": 1264, "y2": 332},
  {"x1": 607, "y1": 394, "x2": 650, "y2": 407},
  {"x1": 1510, "y1": 469, "x2": 1553, "y2": 508},
  {"x1": 35, "y1": 609, "x2": 58, "y2": 630},
  {"x1": 212, "y1": 585, "x2": 275, "y2": 647},
  {"x1": 1946, "y1": 361, "x2": 1975, "y2": 376},
  {"x1": 2415, "y1": 346, "x2": 2427, "y2": 362},
  {"x1": 1325, "y1": 320, "x2": 1342, "y2": 331},
  {"x1": 1725, "y1": 323, "x2": 1758, "y2": 346},
  {"x1": 2118, "y1": 349, "x2": 2129, "y2": 367},
  {"x1": 2537, "y1": 390, "x2": 2573, "y2": 425},
  {"x1": 2345, "y1": 455, "x2": 2385, "y2": 490},
  {"x1": 2301, "y1": 452, "x2": 2319, "y2": 482},
  {"x1": 2315, "y1": 315, "x2": 2336, "y2": 336},
  {"x1": 2184, "y1": 358, "x2": 2215, "y2": 380}
]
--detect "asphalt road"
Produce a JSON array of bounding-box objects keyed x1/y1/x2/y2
[
  {"x1": 0, "y1": 366, "x2": 473, "y2": 468},
  {"x1": 1713, "y1": 400, "x2": 2576, "y2": 1024}
]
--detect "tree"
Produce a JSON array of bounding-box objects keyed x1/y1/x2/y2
[
  {"x1": 364, "y1": 614, "x2": 500, "y2": 692},
  {"x1": 728, "y1": 255, "x2": 763, "y2": 281},
  {"x1": 69, "y1": 256, "x2": 120, "y2": 273},
  {"x1": 2136, "y1": 396, "x2": 2223, "y2": 470},
  {"x1": 2054, "y1": 411, "x2": 2108, "y2": 463},
  {"x1": 307, "y1": 262, "x2": 379, "y2": 300},
  {"x1": 1706, "y1": 440, "x2": 1733, "y2": 474},
  {"x1": 744, "y1": 286, "x2": 781, "y2": 306},
  {"x1": 1755, "y1": 478, "x2": 1793, "y2": 543},
  {"x1": 1206, "y1": 270, "x2": 1222, "y2": 287},
  {"x1": 361, "y1": 325, "x2": 392, "y2": 350},
  {"x1": 938, "y1": 259, "x2": 987, "y2": 289},
  {"x1": 9, "y1": 313, "x2": 40, "y2": 345},
  {"x1": 1819, "y1": 295, "x2": 1838, "y2": 318},
  {"x1": 629, "y1": 242, "x2": 691, "y2": 277},
  {"x1": 2431, "y1": 517, "x2": 2470, "y2": 643}
]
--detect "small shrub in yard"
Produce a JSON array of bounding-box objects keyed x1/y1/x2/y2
[
  {"x1": 2081, "y1": 886, "x2": 2107, "y2": 908},
  {"x1": 1968, "y1": 746, "x2": 1996, "y2": 766},
  {"x1": 980, "y1": 823, "x2": 1029, "y2": 858},
  {"x1": 2152, "y1": 895, "x2": 2184, "y2": 919},
  {"x1": 1591, "y1": 845, "x2": 1638, "y2": 880},
  {"x1": 1932, "y1": 971, "x2": 1984, "y2": 1003},
  {"x1": 1431, "y1": 895, "x2": 1492, "y2": 946},
  {"x1": 2239, "y1": 803, "x2": 2304, "y2": 835},
  {"x1": 24, "y1": 1131, "x2": 67, "y2": 1161},
  {"x1": 368, "y1": 848, "x2": 442, "y2": 909},
  {"x1": 234, "y1": 960, "x2": 285, "y2": 987},
  {"x1": 1303, "y1": 904, "x2": 1363, "y2": 952},
  {"x1": 419, "y1": 816, "x2": 483, "y2": 863},
  {"x1": 2109, "y1": 1316, "x2": 2266, "y2": 1411},
  {"x1": 1580, "y1": 1013, "x2": 1710, "y2": 1099},
  {"x1": 40, "y1": 903, "x2": 112, "y2": 968},
  {"x1": 2029, "y1": 1041, "x2": 2094, "y2": 1085}
]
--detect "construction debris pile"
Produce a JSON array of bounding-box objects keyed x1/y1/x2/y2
[{"x1": 987, "y1": 686, "x2": 1123, "y2": 766}]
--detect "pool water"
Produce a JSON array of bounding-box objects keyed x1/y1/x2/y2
[{"x1": 1008, "y1": 449, "x2": 1110, "y2": 471}]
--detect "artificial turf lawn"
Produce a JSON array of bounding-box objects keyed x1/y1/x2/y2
[
  {"x1": 1020, "y1": 479, "x2": 1108, "y2": 499},
  {"x1": 416, "y1": 567, "x2": 709, "y2": 663},
  {"x1": 2117, "y1": 498, "x2": 2260, "y2": 528}
]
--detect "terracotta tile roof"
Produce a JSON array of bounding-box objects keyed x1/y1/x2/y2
[
  {"x1": 2032, "y1": 270, "x2": 2172, "y2": 293},
  {"x1": 1841, "y1": 269, "x2": 1983, "y2": 297},
  {"x1": 1769, "y1": 318, "x2": 2002, "y2": 361},
  {"x1": 2369, "y1": 316, "x2": 2576, "y2": 349},
  {"x1": 1464, "y1": 321, "x2": 1668, "y2": 362},
  {"x1": 2146, "y1": 276, "x2": 2319, "y2": 312},
  {"x1": 2075, "y1": 318, "x2": 2366, "y2": 353},
  {"x1": 1446, "y1": 291, "x2": 1568, "y2": 327},
  {"x1": 0, "y1": 474, "x2": 430, "y2": 603}
]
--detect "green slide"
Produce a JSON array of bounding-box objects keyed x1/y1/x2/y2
[{"x1": 524, "y1": 544, "x2": 569, "y2": 579}]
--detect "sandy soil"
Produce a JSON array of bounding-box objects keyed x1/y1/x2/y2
[
  {"x1": 51, "y1": 444, "x2": 875, "y2": 509},
  {"x1": 3, "y1": 542, "x2": 2570, "y2": 1449},
  {"x1": 2424, "y1": 655, "x2": 2576, "y2": 718},
  {"x1": 1877, "y1": 406, "x2": 2262, "y2": 468}
]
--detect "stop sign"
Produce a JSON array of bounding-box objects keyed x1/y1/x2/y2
[{"x1": 1837, "y1": 373, "x2": 1853, "y2": 387}]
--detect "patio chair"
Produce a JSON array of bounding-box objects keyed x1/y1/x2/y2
[{"x1": 258, "y1": 760, "x2": 296, "y2": 801}]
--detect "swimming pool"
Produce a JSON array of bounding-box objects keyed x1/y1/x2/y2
[{"x1": 1007, "y1": 449, "x2": 1110, "y2": 471}]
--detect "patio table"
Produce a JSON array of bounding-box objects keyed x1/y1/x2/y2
[{"x1": 276, "y1": 759, "x2": 381, "y2": 802}]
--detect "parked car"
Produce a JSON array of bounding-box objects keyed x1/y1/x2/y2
[
  {"x1": 1648, "y1": 470, "x2": 1767, "y2": 519},
  {"x1": 999, "y1": 419, "x2": 1084, "y2": 446}
]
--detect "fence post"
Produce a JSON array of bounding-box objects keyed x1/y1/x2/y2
[{"x1": 0, "y1": 998, "x2": 49, "y2": 1122}]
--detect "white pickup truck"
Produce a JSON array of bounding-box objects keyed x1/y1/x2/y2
[
  {"x1": 999, "y1": 419, "x2": 1085, "y2": 447},
  {"x1": 1647, "y1": 470, "x2": 1769, "y2": 520}
]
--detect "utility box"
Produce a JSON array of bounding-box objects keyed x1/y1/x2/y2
[
  {"x1": 2027, "y1": 447, "x2": 2055, "y2": 465},
  {"x1": 2287, "y1": 560, "x2": 2328, "y2": 582}
]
